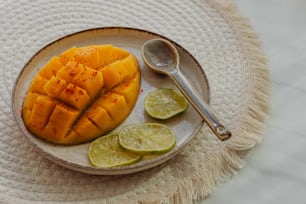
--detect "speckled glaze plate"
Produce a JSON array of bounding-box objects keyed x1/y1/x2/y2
[{"x1": 12, "y1": 27, "x2": 209, "y2": 175}]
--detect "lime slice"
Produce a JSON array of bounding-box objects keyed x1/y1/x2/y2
[
  {"x1": 88, "y1": 133, "x2": 142, "y2": 168},
  {"x1": 119, "y1": 123, "x2": 176, "y2": 155},
  {"x1": 144, "y1": 88, "x2": 188, "y2": 120}
]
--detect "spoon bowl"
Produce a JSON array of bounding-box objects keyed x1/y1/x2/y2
[
  {"x1": 141, "y1": 38, "x2": 231, "y2": 141},
  {"x1": 142, "y1": 38, "x2": 178, "y2": 74}
]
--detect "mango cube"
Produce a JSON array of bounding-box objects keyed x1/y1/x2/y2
[
  {"x1": 44, "y1": 105, "x2": 79, "y2": 142},
  {"x1": 38, "y1": 57, "x2": 63, "y2": 79},
  {"x1": 61, "y1": 83, "x2": 90, "y2": 110},
  {"x1": 72, "y1": 67, "x2": 103, "y2": 98}
]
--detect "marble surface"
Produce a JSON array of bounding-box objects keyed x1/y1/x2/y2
[{"x1": 199, "y1": 0, "x2": 306, "y2": 203}]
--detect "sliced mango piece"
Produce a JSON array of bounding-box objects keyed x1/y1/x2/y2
[
  {"x1": 112, "y1": 72, "x2": 140, "y2": 105},
  {"x1": 72, "y1": 117, "x2": 102, "y2": 141},
  {"x1": 44, "y1": 76, "x2": 68, "y2": 99},
  {"x1": 22, "y1": 92, "x2": 40, "y2": 125},
  {"x1": 109, "y1": 46, "x2": 130, "y2": 62},
  {"x1": 22, "y1": 44, "x2": 140, "y2": 145},
  {"x1": 38, "y1": 56, "x2": 63, "y2": 79},
  {"x1": 23, "y1": 92, "x2": 40, "y2": 111},
  {"x1": 72, "y1": 67, "x2": 103, "y2": 98},
  {"x1": 94, "y1": 44, "x2": 113, "y2": 68},
  {"x1": 29, "y1": 75, "x2": 48, "y2": 94},
  {"x1": 28, "y1": 96, "x2": 58, "y2": 136},
  {"x1": 57, "y1": 61, "x2": 84, "y2": 82},
  {"x1": 61, "y1": 83, "x2": 90, "y2": 110},
  {"x1": 95, "y1": 45, "x2": 129, "y2": 68},
  {"x1": 44, "y1": 105, "x2": 79, "y2": 143},
  {"x1": 86, "y1": 104, "x2": 114, "y2": 133},
  {"x1": 102, "y1": 55, "x2": 139, "y2": 89},
  {"x1": 74, "y1": 46, "x2": 100, "y2": 69},
  {"x1": 96, "y1": 92, "x2": 129, "y2": 124},
  {"x1": 63, "y1": 130, "x2": 84, "y2": 145},
  {"x1": 59, "y1": 47, "x2": 77, "y2": 65},
  {"x1": 119, "y1": 55, "x2": 139, "y2": 77}
]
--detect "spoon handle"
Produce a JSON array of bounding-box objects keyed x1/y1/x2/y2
[{"x1": 169, "y1": 70, "x2": 231, "y2": 141}]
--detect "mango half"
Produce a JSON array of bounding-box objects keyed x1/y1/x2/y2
[{"x1": 22, "y1": 45, "x2": 140, "y2": 145}]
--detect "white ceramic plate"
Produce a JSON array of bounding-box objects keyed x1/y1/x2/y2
[{"x1": 12, "y1": 27, "x2": 209, "y2": 175}]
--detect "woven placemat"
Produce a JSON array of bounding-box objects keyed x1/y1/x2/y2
[{"x1": 0, "y1": 0, "x2": 270, "y2": 203}]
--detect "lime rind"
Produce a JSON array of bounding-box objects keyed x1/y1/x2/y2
[
  {"x1": 88, "y1": 133, "x2": 142, "y2": 168},
  {"x1": 144, "y1": 88, "x2": 188, "y2": 120},
  {"x1": 118, "y1": 123, "x2": 176, "y2": 155}
]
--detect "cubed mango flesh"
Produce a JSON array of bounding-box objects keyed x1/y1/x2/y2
[
  {"x1": 38, "y1": 56, "x2": 63, "y2": 79},
  {"x1": 44, "y1": 105, "x2": 79, "y2": 141},
  {"x1": 29, "y1": 75, "x2": 48, "y2": 94},
  {"x1": 74, "y1": 46, "x2": 100, "y2": 69},
  {"x1": 22, "y1": 45, "x2": 140, "y2": 144},
  {"x1": 44, "y1": 76, "x2": 68, "y2": 99}
]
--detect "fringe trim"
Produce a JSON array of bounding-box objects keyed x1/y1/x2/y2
[{"x1": 142, "y1": 0, "x2": 271, "y2": 203}]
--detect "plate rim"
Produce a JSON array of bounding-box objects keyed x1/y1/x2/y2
[{"x1": 11, "y1": 26, "x2": 210, "y2": 175}]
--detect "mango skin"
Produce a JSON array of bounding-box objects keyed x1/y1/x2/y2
[{"x1": 22, "y1": 45, "x2": 140, "y2": 145}]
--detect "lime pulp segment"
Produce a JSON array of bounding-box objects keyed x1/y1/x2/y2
[
  {"x1": 144, "y1": 88, "x2": 188, "y2": 119},
  {"x1": 88, "y1": 133, "x2": 142, "y2": 168},
  {"x1": 119, "y1": 123, "x2": 176, "y2": 155}
]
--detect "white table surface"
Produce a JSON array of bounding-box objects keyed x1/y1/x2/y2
[{"x1": 199, "y1": 0, "x2": 306, "y2": 203}]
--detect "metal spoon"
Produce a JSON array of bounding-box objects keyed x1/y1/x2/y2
[{"x1": 141, "y1": 38, "x2": 231, "y2": 141}]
